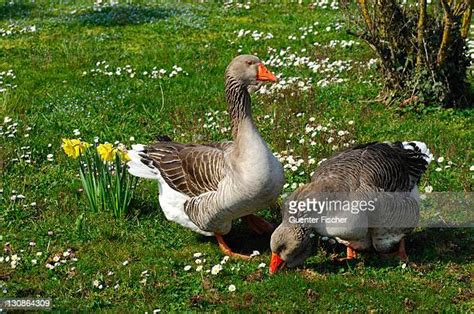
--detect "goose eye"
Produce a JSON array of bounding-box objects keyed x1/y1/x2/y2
[{"x1": 246, "y1": 60, "x2": 253, "y2": 65}]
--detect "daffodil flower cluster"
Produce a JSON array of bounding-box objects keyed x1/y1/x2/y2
[
  {"x1": 62, "y1": 139, "x2": 130, "y2": 162},
  {"x1": 96, "y1": 143, "x2": 131, "y2": 162},
  {"x1": 61, "y1": 139, "x2": 136, "y2": 219}
]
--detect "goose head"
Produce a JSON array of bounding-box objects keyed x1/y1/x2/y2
[
  {"x1": 269, "y1": 223, "x2": 315, "y2": 274},
  {"x1": 226, "y1": 55, "x2": 277, "y2": 90}
]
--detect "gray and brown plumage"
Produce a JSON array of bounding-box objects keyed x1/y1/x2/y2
[
  {"x1": 269, "y1": 141, "x2": 433, "y2": 273},
  {"x1": 128, "y1": 55, "x2": 285, "y2": 258}
]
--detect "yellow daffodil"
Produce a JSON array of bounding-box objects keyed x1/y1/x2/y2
[
  {"x1": 97, "y1": 143, "x2": 116, "y2": 162},
  {"x1": 62, "y1": 139, "x2": 91, "y2": 159},
  {"x1": 116, "y1": 144, "x2": 131, "y2": 162},
  {"x1": 116, "y1": 149, "x2": 131, "y2": 162}
]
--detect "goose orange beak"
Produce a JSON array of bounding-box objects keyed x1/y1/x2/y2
[
  {"x1": 269, "y1": 252, "x2": 286, "y2": 274},
  {"x1": 257, "y1": 63, "x2": 277, "y2": 82}
]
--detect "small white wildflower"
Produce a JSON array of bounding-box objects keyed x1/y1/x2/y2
[
  {"x1": 93, "y1": 280, "x2": 100, "y2": 287},
  {"x1": 211, "y1": 264, "x2": 223, "y2": 275},
  {"x1": 184, "y1": 265, "x2": 192, "y2": 271},
  {"x1": 425, "y1": 185, "x2": 433, "y2": 193},
  {"x1": 470, "y1": 165, "x2": 474, "y2": 171},
  {"x1": 193, "y1": 252, "x2": 202, "y2": 258},
  {"x1": 73, "y1": 129, "x2": 80, "y2": 136},
  {"x1": 258, "y1": 262, "x2": 266, "y2": 269},
  {"x1": 435, "y1": 167, "x2": 442, "y2": 172},
  {"x1": 437, "y1": 157, "x2": 444, "y2": 163},
  {"x1": 31, "y1": 259, "x2": 37, "y2": 265},
  {"x1": 221, "y1": 256, "x2": 230, "y2": 264},
  {"x1": 195, "y1": 258, "x2": 202, "y2": 264},
  {"x1": 250, "y1": 250, "x2": 260, "y2": 257},
  {"x1": 122, "y1": 260, "x2": 129, "y2": 266},
  {"x1": 401, "y1": 263, "x2": 407, "y2": 269},
  {"x1": 228, "y1": 284, "x2": 236, "y2": 292},
  {"x1": 196, "y1": 265, "x2": 203, "y2": 272}
]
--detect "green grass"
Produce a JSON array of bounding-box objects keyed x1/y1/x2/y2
[{"x1": 1, "y1": 1, "x2": 473, "y2": 312}]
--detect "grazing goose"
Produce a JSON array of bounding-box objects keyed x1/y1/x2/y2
[
  {"x1": 128, "y1": 55, "x2": 285, "y2": 258},
  {"x1": 269, "y1": 141, "x2": 432, "y2": 273}
]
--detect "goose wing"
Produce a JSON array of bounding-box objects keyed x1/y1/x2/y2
[
  {"x1": 313, "y1": 142, "x2": 430, "y2": 192},
  {"x1": 140, "y1": 142, "x2": 230, "y2": 197}
]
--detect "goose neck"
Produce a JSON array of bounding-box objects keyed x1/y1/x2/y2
[{"x1": 225, "y1": 77, "x2": 253, "y2": 139}]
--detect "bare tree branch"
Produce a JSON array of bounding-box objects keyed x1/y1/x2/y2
[
  {"x1": 416, "y1": 0, "x2": 427, "y2": 68},
  {"x1": 356, "y1": 0, "x2": 374, "y2": 35},
  {"x1": 460, "y1": 0, "x2": 472, "y2": 39},
  {"x1": 437, "y1": 0, "x2": 454, "y2": 66}
]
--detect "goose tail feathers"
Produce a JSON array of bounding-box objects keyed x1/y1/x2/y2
[
  {"x1": 127, "y1": 144, "x2": 161, "y2": 179},
  {"x1": 402, "y1": 141, "x2": 433, "y2": 164}
]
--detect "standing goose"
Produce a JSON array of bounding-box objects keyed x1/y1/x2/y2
[
  {"x1": 128, "y1": 55, "x2": 285, "y2": 258},
  {"x1": 269, "y1": 141, "x2": 432, "y2": 273}
]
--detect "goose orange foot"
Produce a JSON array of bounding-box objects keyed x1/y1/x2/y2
[
  {"x1": 215, "y1": 234, "x2": 251, "y2": 259},
  {"x1": 242, "y1": 214, "x2": 275, "y2": 235},
  {"x1": 334, "y1": 246, "x2": 358, "y2": 262},
  {"x1": 380, "y1": 239, "x2": 408, "y2": 261}
]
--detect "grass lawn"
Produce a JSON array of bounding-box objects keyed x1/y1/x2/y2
[{"x1": 1, "y1": 1, "x2": 473, "y2": 312}]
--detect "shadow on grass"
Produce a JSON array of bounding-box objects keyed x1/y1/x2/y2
[
  {"x1": 408, "y1": 227, "x2": 473, "y2": 264},
  {"x1": 0, "y1": 2, "x2": 34, "y2": 20},
  {"x1": 192, "y1": 220, "x2": 273, "y2": 256},
  {"x1": 77, "y1": 5, "x2": 180, "y2": 26},
  {"x1": 305, "y1": 227, "x2": 474, "y2": 274}
]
